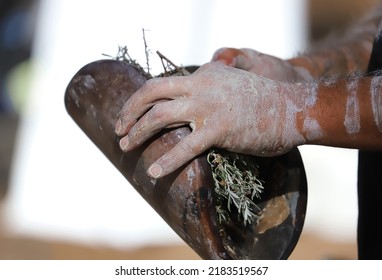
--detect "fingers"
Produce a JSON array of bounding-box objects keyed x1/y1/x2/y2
[
  {"x1": 212, "y1": 47, "x2": 247, "y2": 66},
  {"x1": 115, "y1": 76, "x2": 190, "y2": 136},
  {"x1": 147, "y1": 127, "x2": 213, "y2": 178},
  {"x1": 114, "y1": 62, "x2": 230, "y2": 179},
  {"x1": 212, "y1": 47, "x2": 265, "y2": 71},
  {"x1": 118, "y1": 95, "x2": 216, "y2": 179},
  {"x1": 118, "y1": 98, "x2": 197, "y2": 151}
]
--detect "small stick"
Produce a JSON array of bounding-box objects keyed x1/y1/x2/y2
[
  {"x1": 142, "y1": 28, "x2": 151, "y2": 75},
  {"x1": 156, "y1": 51, "x2": 190, "y2": 76},
  {"x1": 156, "y1": 50, "x2": 181, "y2": 74}
]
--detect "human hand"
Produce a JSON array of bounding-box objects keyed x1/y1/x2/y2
[
  {"x1": 212, "y1": 47, "x2": 313, "y2": 81},
  {"x1": 115, "y1": 62, "x2": 316, "y2": 179}
]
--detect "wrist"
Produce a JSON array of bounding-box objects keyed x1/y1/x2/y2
[{"x1": 286, "y1": 81, "x2": 324, "y2": 146}]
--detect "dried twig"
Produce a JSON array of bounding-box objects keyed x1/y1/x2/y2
[
  {"x1": 102, "y1": 46, "x2": 152, "y2": 79},
  {"x1": 156, "y1": 51, "x2": 190, "y2": 76},
  {"x1": 142, "y1": 28, "x2": 151, "y2": 75}
]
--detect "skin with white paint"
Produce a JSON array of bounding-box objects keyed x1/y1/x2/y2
[
  {"x1": 344, "y1": 74, "x2": 361, "y2": 135},
  {"x1": 115, "y1": 6, "x2": 382, "y2": 179},
  {"x1": 371, "y1": 75, "x2": 382, "y2": 132},
  {"x1": 115, "y1": 62, "x2": 325, "y2": 178}
]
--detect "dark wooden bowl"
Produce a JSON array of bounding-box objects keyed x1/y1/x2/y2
[{"x1": 64, "y1": 59, "x2": 307, "y2": 259}]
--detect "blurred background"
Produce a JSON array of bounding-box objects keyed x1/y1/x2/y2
[{"x1": 0, "y1": 0, "x2": 380, "y2": 259}]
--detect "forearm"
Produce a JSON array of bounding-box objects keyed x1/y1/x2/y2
[
  {"x1": 296, "y1": 75, "x2": 382, "y2": 150},
  {"x1": 288, "y1": 6, "x2": 382, "y2": 78}
]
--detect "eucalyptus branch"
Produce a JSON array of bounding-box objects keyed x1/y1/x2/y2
[{"x1": 207, "y1": 149, "x2": 264, "y2": 226}]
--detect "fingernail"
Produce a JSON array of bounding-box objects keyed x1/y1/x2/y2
[
  {"x1": 120, "y1": 137, "x2": 129, "y2": 150},
  {"x1": 148, "y1": 163, "x2": 163, "y2": 178},
  {"x1": 115, "y1": 119, "x2": 122, "y2": 135}
]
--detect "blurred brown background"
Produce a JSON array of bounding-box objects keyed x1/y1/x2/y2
[{"x1": 0, "y1": 0, "x2": 381, "y2": 260}]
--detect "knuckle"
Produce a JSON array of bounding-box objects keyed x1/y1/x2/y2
[
  {"x1": 141, "y1": 78, "x2": 158, "y2": 91},
  {"x1": 212, "y1": 47, "x2": 228, "y2": 59},
  {"x1": 194, "y1": 63, "x2": 215, "y2": 77},
  {"x1": 243, "y1": 48, "x2": 260, "y2": 58}
]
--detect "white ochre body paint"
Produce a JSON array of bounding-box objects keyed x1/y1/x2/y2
[
  {"x1": 289, "y1": 81, "x2": 323, "y2": 143},
  {"x1": 371, "y1": 76, "x2": 382, "y2": 132},
  {"x1": 304, "y1": 117, "x2": 324, "y2": 141},
  {"x1": 344, "y1": 76, "x2": 361, "y2": 134}
]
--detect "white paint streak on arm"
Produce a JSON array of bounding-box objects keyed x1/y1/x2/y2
[
  {"x1": 371, "y1": 76, "x2": 382, "y2": 132},
  {"x1": 344, "y1": 74, "x2": 361, "y2": 134}
]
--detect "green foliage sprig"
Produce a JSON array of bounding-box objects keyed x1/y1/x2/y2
[{"x1": 207, "y1": 149, "x2": 264, "y2": 226}]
